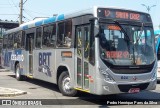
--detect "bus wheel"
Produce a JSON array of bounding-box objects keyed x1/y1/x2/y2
[
  {"x1": 58, "y1": 71, "x2": 77, "y2": 96},
  {"x1": 15, "y1": 63, "x2": 22, "y2": 81}
]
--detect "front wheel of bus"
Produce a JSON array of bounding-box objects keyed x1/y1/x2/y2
[
  {"x1": 58, "y1": 71, "x2": 77, "y2": 96},
  {"x1": 15, "y1": 64, "x2": 22, "y2": 81}
]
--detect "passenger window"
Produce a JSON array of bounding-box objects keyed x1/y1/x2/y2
[
  {"x1": 51, "y1": 24, "x2": 56, "y2": 47},
  {"x1": 65, "y1": 20, "x2": 72, "y2": 47},
  {"x1": 21, "y1": 31, "x2": 25, "y2": 48},
  {"x1": 36, "y1": 27, "x2": 42, "y2": 48},
  {"x1": 57, "y1": 22, "x2": 65, "y2": 47},
  {"x1": 8, "y1": 34, "x2": 14, "y2": 49},
  {"x1": 3, "y1": 35, "x2": 8, "y2": 49},
  {"x1": 43, "y1": 24, "x2": 56, "y2": 48},
  {"x1": 14, "y1": 32, "x2": 21, "y2": 49},
  {"x1": 57, "y1": 20, "x2": 72, "y2": 47}
]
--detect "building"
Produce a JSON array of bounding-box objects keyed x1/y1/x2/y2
[
  {"x1": 0, "y1": 20, "x2": 19, "y2": 38},
  {"x1": 0, "y1": 20, "x2": 19, "y2": 66}
]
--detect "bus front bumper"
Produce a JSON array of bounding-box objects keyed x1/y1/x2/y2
[
  {"x1": 95, "y1": 78, "x2": 157, "y2": 95},
  {"x1": 157, "y1": 67, "x2": 160, "y2": 80}
]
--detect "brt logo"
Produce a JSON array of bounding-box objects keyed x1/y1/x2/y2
[{"x1": 39, "y1": 52, "x2": 51, "y2": 66}]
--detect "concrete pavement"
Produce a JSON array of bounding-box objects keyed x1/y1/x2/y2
[
  {"x1": 0, "y1": 69, "x2": 27, "y2": 97},
  {"x1": 0, "y1": 87, "x2": 27, "y2": 97}
]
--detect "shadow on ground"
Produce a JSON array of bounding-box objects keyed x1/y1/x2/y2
[{"x1": 8, "y1": 74, "x2": 160, "y2": 106}]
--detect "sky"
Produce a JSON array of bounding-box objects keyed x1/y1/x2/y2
[{"x1": 0, "y1": 0, "x2": 159, "y2": 29}]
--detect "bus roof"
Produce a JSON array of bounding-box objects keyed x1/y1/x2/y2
[{"x1": 4, "y1": 6, "x2": 149, "y2": 34}]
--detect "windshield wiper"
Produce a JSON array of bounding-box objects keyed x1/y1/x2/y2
[
  {"x1": 113, "y1": 20, "x2": 130, "y2": 41},
  {"x1": 114, "y1": 20, "x2": 137, "y2": 65}
]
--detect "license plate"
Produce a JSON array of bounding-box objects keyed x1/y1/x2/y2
[{"x1": 128, "y1": 88, "x2": 140, "y2": 93}]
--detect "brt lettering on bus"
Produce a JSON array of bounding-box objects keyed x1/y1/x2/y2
[
  {"x1": 39, "y1": 52, "x2": 52, "y2": 66},
  {"x1": 38, "y1": 52, "x2": 52, "y2": 76}
]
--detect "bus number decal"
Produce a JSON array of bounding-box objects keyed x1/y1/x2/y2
[{"x1": 121, "y1": 76, "x2": 128, "y2": 80}]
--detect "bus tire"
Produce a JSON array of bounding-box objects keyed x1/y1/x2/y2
[
  {"x1": 15, "y1": 63, "x2": 22, "y2": 81},
  {"x1": 58, "y1": 71, "x2": 77, "y2": 96}
]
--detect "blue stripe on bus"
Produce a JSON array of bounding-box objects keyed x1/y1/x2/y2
[
  {"x1": 35, "y1": 21, "x2": 43, "y2": 26},
  {"x1": 14, "y1": 49, "x2": 22, "y2": 55},
  {"x1": 21, "y1": 14, "x2": 65, "y2": 30},
  {"x1": 57, "y1": 14, "x2": 64, "y2": 21},
  {"x1": 43, "y1": 17, "x2": 56, "y2": 24},
  {"x1": 23, "y1": 25, "x2": 28, "y2": 30}
]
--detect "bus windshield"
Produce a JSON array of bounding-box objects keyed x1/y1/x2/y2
[{"x1": 99, "y1": 22, "x2": 155, "y2": 66}]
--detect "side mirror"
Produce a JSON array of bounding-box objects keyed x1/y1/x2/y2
[{"x1": 89, "y1": 17, "x2": 99, "y2": 37}]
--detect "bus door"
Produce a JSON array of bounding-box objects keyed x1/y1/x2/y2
[
  {"x1": 26, "y1": 33, "x2": 34, "y2": 75},
  {"x1": 76, "y1": 25, "x2": 90, "y2": 90}
]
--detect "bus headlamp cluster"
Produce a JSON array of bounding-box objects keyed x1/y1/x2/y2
[
  {"x1": 151, "y1": 67, "x2": 157, "y2": 81},
  {"x1": 99, "y1": 68, "x2": 115, "y2": 83}
]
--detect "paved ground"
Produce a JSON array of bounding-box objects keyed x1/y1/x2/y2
[
  {"x1": 0, "y1": 69, "x2": 26, "y2": 97},
  {"x1": 0, "y1": 87, "x2": 27, "y2": 97},
  {"x1": 0, "y1": 70, "x2": 160, "y2": 108}
]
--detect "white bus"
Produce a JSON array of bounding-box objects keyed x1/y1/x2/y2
[{"x1": 2, "y1": 6, "x2": 157, "y2": 96}]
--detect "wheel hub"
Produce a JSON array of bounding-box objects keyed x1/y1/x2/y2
[
  {"x1": 63, "y1": 77, "x2": 71, "y2": 93},
  {"x1": 16, "y1": 68, "x2": 20, "y2": 78}
]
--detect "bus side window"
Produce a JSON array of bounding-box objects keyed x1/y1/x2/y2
[
  {"x1": 43, "y1": 24, "x2": 56, "y2": 48},
  {"x1": 8, "y1": 34, "x2": 14, "y2": 49},
  {"x1": 3, "y1": 35, "x2": 8, "y2": 49},
  {"x1": 51, "y1": 24, "x2": 56, "y2": 47},
  {"x1": 57, "y1": 20, "x2": 72, "y2": 47},
  {"x1": 57, "y1": 22, "x2": 65, "y2": 47},
  {"x1": 21, "y1": 31, "x2": 25, "y2": 48},
  {"x1": 36, "y1": 27, "x2": 42, "y2": 49},
  {"x1": 14, "y1": 32, "x2": 21, "y2": 49},
  {"x1": 65, "y1": 20, "x2": 72, "y2": 47}
]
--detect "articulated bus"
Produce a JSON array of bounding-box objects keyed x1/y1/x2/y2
[
  {"x1": 155, "y1": 30, "x2": 160, "y2": 79},
  {"x1": 1, "y1": 6, "x2": 157, "y2": 96}
]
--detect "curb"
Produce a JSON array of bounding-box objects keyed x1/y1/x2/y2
[
  {"x1": 0, "y1": 67, "x2": 10, "y2": 72},
  {"x1": 0, "y1": 87, "x2": 27, "y2": 97},
  {"x1": 0, "y1": 69, "x2": 9, "y2": 72}
]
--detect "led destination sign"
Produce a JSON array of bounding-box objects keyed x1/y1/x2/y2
[{"x1": 97, "y1": 8, "x2": 151, "y2": 22}]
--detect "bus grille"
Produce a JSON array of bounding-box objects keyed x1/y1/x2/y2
[{"x1": 110, "y1": 68, "x2": 152, "y2": 74}]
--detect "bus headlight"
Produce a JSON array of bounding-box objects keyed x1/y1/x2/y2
[
  {"x1": 99, "y1": 68, "x2": 115, "y2": 83},
  {"x1": 151, "y1": 67, "x2": 157, "y2": 81}
]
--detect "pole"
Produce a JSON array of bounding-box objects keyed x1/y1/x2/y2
[
  {"x1": 19, "y1": 0, "x2": 23, "y2": 25},
  {"x1": 141, "y1": 4, "x2": 156, "y2": 13}
]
